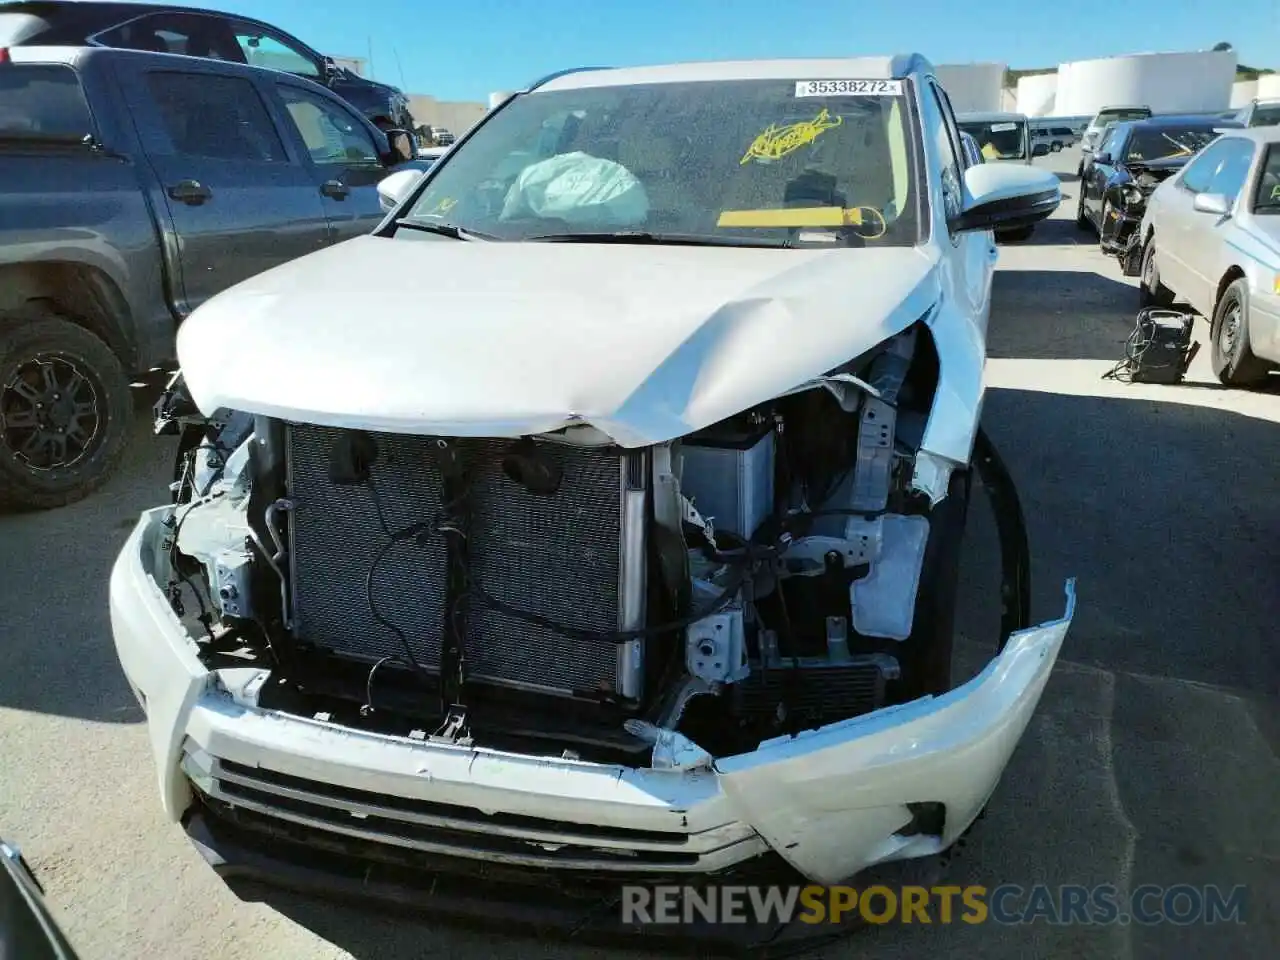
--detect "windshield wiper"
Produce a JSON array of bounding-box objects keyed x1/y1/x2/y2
[
  {"x1": 394, "y1": 220, "x2": 495, "y2": 241},
  {"x1": 522, "y1": 230, "x2": 787, "y2": 248}
]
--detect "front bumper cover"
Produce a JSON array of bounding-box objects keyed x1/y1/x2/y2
[{"x1": 111, "y1": 505, "x2": 1074, "y2": 895}]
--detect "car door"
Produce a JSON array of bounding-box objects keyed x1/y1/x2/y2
[
  {"x1": 1084, "y1": 126, "x2": 1124, "y2": 221},
  {"x1": 113, "y1": 58, "x2": 331, "y2": 315},
  {"x1": 271, "y1": 80, "x2": 396, "y2": 242},
  {"x1": 1160, "y1": 138, "x2": 1252, "y2": 311},
  {"x1": 926, "y1": 79, "x2": 995, "y2": 336},
  {"x1": 1178, "y1": 138, "x2": 1256, "y2": 313}
]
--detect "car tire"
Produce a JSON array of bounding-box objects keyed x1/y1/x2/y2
[
  {"x1": 0, "y1": 315, "x2": 133, "y2": 510},
  {"x1": 1051, "y1": 141, "x2": 1062, "y2": 152},
  {"x1": 1098, "y1": 197, "x2": 1114, "y2": 247},
  {"x1": 1075, "y1": 184, "x2": 1092, "y2": 231},
  {"x1": 1210, "y1": 278, "x2": 1271, "y2": 387},
  {"x1": 897, "y1": 467, "x2": 972, "y2": 700},
  {"x1": 1138, "y1": 237, "x2": 1175, "y2": 308}
]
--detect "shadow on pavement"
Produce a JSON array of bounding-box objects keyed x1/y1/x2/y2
[
  {"x1": 0, "y1": 388, "x2": 172, "y2": 722},
  {"x1": 987, "y1": 268, "x2": 1139, "y2": 362},
  {"x1": 216, "y1": 385, "x2": 1278, "y2": 960},
  {"x1": 1002, "y1": 217, "x2": 1095, "y2": 248}
]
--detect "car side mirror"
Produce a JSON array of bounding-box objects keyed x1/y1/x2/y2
[
  {"x1": 1032, "y1": 142, "x2": 1050, "y2": 158},
  {"x1": 382, "y1": 129, "x2": 415, "y2": 166},
  {"x1": 1093, "y1": 151, "x2": 1112, "y2": 165},
  {"x1": 1192, "y1": 192, "x2": 1230, "y2": 216},
  {"x1": 377, "y1": 169, "x2": 423, "y2": 212},
  {"x1": 952, "y1": 163, "x2": 1062, "y2": 234}
]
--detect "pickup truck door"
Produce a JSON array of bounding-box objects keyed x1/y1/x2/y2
[
  {"x1": 112, "y1": 59, "x2": 330, "y2": 314},
  {"x1": 269, "y1": 80, "x2": 397, "y2": 243}
]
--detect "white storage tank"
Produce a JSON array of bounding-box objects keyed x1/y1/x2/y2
[
  {"x1": 1054, "y1": 50, "x2": 1237, "y2": 116},
  {"x1": 1258, "y1": 74, "x2": 1280, "y2": 99},
  {"x1": 1233, "y1": 80, "x2": 1259, "y2": 108},
  {"x1": 933, "y1": 62, "x2": 1006, "y2": 113},
  {"x1": 1016, "y1": 72, "x2": 1059, "y2": 117}
]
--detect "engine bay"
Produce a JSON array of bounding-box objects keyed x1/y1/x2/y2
[{"x1": 156, "y1": 322, "x2": 973, "y2": 766}]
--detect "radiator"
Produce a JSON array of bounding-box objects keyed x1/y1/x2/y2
[{"x1": 285, "y1": 425, "x2": 648, "y2": 700}]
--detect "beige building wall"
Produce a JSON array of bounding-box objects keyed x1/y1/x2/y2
[{"x1": 406, "y1": 94, "x2": 488, "y2": 135}]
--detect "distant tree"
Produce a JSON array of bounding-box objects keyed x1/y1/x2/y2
[{"x1": 1212, "y1": 41, "x2": 1233, "y2": 51}]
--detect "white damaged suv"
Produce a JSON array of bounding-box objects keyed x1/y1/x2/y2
[{"x1": 112, "y1": 55, "x2": 1071, "y2": 940}]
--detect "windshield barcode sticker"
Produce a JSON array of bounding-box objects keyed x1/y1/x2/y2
[{"x1": 795, "y1": 79, "x2": 903, "y2": 97}]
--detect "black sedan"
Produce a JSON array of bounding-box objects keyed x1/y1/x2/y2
[{"x1": 1076, "y1": 115, "x2": 1243, "y2": 263}]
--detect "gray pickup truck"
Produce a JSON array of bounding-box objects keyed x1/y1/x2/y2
[{"x1": 0, "y1": 45, "x2": 420, "y2": 509}]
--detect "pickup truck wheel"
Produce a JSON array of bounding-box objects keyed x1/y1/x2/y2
[{"x1": 0, "y1": 317, "x2": 132, "y2": 510}]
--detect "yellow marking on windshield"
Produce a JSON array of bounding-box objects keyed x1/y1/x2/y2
[
  {"x1": 428, "y1": 197, "x2": 457, "y2": 215},
  {"x1": 716, "y1": 206, "x2": 888, "y2": 239},
  {"x1": 1271, "y1": 184, "x2": 1280, "y2": 200},
  {"x1": 740, "y1": 109, "x2": 843, "y2": 165},
  {"x1": 718, "y1": 207, "x2": 863, "y2": 227}
]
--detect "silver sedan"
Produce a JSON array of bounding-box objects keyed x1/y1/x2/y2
[{"x1": 1137, "y1": 127, "x2": 1280, "y2": 386}]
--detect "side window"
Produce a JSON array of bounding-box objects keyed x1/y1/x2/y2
[
  {"x1": 1207, "y1": 140, "x2": 1255, "y2": 203},
  {"x1": 1180, "y1": 140, "x2": 1235, "y2": 194},
  {"x1": 277, "y1": 86, "x2": 380, "y2": 167},
  {"x1": 1099, "y1": 128, "x2": 1123, "y2": 159},
  {"x1": 927, "y1": 81, "x2": 964, "y2": 222},
  {"x1": 232, "y1": 24, "x2": 320, "y2": 78},
  {"x1": 0, "y1": 64, "x2": 95, "y2": 139},
  {"x1": 145, "y1": 72, "x2": 287, "y2": 162},
  {"x1": 96, "y1": 13, "x2": 246, "y2": 62}
]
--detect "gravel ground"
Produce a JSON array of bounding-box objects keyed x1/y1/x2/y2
[{"x1": 1, "y1": 151, "x2": 1277, "y2": 959}]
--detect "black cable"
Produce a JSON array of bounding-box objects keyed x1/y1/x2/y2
[
  {"x1": 362, "y1": 479, "x2": 434, "y2": 677},
  {"x1": 464, "y1": 560, "x2": 750, "y2": 644}
]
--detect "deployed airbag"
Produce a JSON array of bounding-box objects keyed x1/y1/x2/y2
[{"x1": 501, "y1": 151, "x2": 650, "y2": 226}]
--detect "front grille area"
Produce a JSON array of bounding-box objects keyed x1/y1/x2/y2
[
  {"x1": 182, "y1": 749, "x2": 767, "y2": 874},
  {"x1": 286, "y1": 425, "x2": 643, "y2": 698}
]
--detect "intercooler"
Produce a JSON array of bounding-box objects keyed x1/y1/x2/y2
[{"x1": 285, "y1": 424, "x2": 648, "y2": 700}]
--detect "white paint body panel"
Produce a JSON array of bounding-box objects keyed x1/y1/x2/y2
[
  {"x1": 1142, "y1": 128, "x2": 1280, "y2": 363},
  {"x1": 111, "y1": 508, "x2": 1075, "y2": 883},
  {"x1": 177, "y1": 238, "x2": 982, "y2": 462}
]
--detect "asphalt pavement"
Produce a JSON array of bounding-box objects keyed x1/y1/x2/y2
[{"x1": 1, "y1": 151, "x2": 1277, "y2": 959}]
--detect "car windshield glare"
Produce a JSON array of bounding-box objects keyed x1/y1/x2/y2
[
  {"x1": 1254, "y1": 145, "x2": 1280, "y2": 214},
  {"x1": 400, "y1": 79, "x2": 921, "y2": 247},
  {"x1": 958, "y1": 121, "x2": 1025, "y2": 160},
  {"x1": 1125, "y1": 127, "x2": 1217, "y2": 163}
]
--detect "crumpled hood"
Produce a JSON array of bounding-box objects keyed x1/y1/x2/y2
[{"x1": 177, "y1": 235, "x2": 942, "y2": 446}]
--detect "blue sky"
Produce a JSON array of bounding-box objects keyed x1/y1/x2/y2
[{"x1": 129, "y1": 0, "x2": 1273, "y2": 102}]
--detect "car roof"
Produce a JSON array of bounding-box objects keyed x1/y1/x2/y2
[
  {"x1": 533, "y1": 55, "x2": 934, "y2": 91},
  {"x1": 0, "y1": 1, "x2": 304, "y2": 46},
  {"x1": 1, "y1": 1, "x2": 248, "y2": 23},
  {"x1": 1095, "y1": 104, "x2": 1151, "y2": 113},
  {"x1": 6, "y1": 42, "x2": 322, "y2": 86},
  {"x1": 1222, "y1": 126, "x2": 1280, "y2": 145},
  {"x1": 1129, "y1": 115, "x2": 1244, "y2": 128},
  {"x1": 956, "y1": 111, "x2": 1027, "y2": 123}
]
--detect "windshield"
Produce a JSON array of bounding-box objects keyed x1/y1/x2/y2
[
  {"x1": 1125, "y1": 127, "x2": 1218, "y2": 163},
  {"x1": 957, "y1": 120, "x2": 1026, "y2": 160},
  {"x1": 401, "y1": 79, "x2": 920, "y2": 247},
  {"x1": 1096, "y1": 109, "x2": 1150, "y2": 126},
  {"x1": 1255, "y1": 146, "x2": 1280, "y2": 214},
  {"x1": 1251, "y1": 104, "x2": 1280, "y2": 127}
]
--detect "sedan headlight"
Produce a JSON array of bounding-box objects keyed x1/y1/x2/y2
[{"x1": 1121, "y1": 184, "x2": 1145, "y2": 207}]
